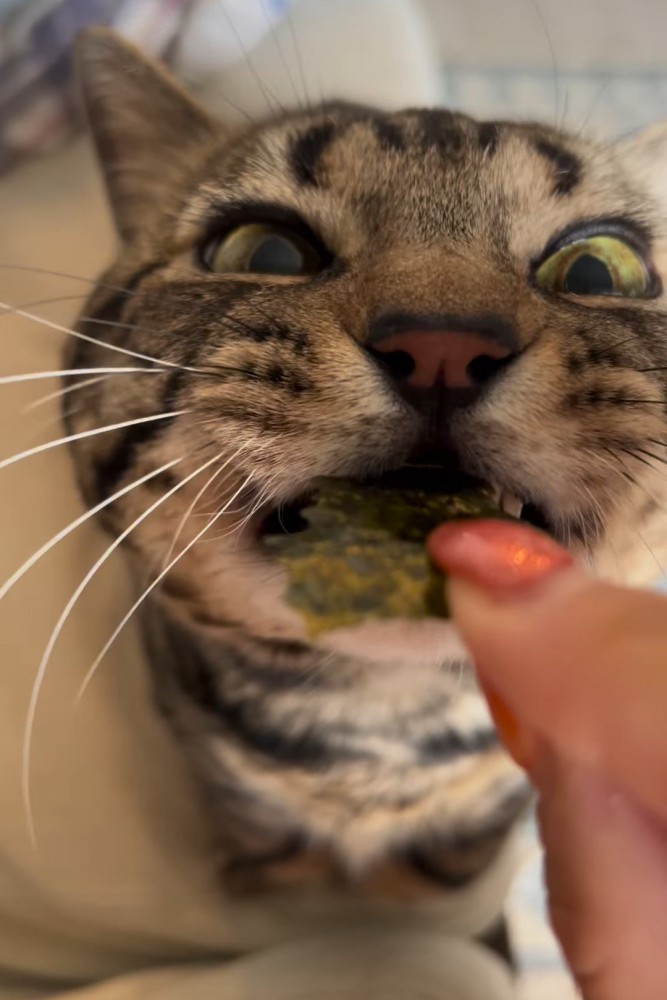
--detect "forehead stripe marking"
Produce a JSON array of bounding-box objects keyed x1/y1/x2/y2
[
  {"x1": 416, "y1": 109, "x2": 464, "y2": 156},
  {"x1": 534, "y1": 138, "x2": 582, "y2": 196},
  {"x1": 290, "y1": 120, "x2": 337, "y2": 186},
  {"x1": 371, "y1": 118, "x2": 407, "y2": 153},
  {"x1": 478, "y1": 122, "x2": 500, "y2": 157}
]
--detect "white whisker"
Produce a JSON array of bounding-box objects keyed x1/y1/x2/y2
[
  {"x1": 24, "y1": 405, "x2": 85, "y2": 446},
  {"x1": 199, "y1": 472, "x2": 278, "y2": 544},
  {"x1": 284, "y1": 0, "x2": 311, "y2": 108},
  {"x1": 0, "y1": 262, "x2": 139, "y2": 297},
  {"x1": 228, "y1": 477, "x2": 279, "y2": 550},
  {"x1": 216, "y1": 0, "x2": 283, "y2": 113},
  {"x1": 617, "y1": 454, "x2": 667, "y2": 516},
  {"x1": 25, "y1": 367, "x2": 175, "y2": 414},
  {"x1": 201, "y1": 493, "x2": 266, "y2": 547},
  {"x1": 0, "y1": 459, "x2": 182, "y2": 605},
  {"x1": 636, "y1": 527, "x2": 667, "y2": 584},
  {"x1": 0, "y1": 301, "x2": 208, "y2": 374},
  {"x1": 161, "y1": 445, "x2": 246, "y2": 568},
  {"x1": 0, "y1": 410, "x2": 185, "y2": 473},
  {"x1": 22, "y1": 450, "x2": 225, "y2": 848},
  {"x1": 75, "y1": 473, "x2": 254, "y2": 705},
  {"x1": 257, "y1": 0, "x2": 302, "y2": 109},
  {"x1": 24, "y1": 375, "x2": 108, "y2": 413},
  {"x1": 620, "y1": 448, "x2": 667, "y2": 484},
  {"x1": 0, "y1": 367, "x2": 164, "y2": 386},
  {"x1": 0, "y1": 293, "x2": 89, "y2": 317}
]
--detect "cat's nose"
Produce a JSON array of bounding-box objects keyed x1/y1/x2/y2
[{"x1": 370, "y1": 325, "x2": 516, "y2": 391}]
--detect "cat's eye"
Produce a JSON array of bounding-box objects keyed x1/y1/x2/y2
[
  {"x1": 535, "y1": 235, "x2": 650, "y2": 298},
  {"x1": 202, "y1": 222, "x2": 326, "y2": 277}
]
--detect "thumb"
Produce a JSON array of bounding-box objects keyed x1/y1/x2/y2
[
  {"x1": 429, "y1": 520, "x2": 667, "y2": 1000},
  {"x1": 537, "y1": 756, "x2": 667, "y2": 1000},
  {"x1": 428, "y1": 519, "x2": 667, "y2": 823}
]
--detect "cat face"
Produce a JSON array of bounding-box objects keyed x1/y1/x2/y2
[
  {"x1": 72, "y1": 30, "x2": 667, "y2": 614},
  {"x1": 65, "y1": 30, "x2": 667, "y2": 875}
]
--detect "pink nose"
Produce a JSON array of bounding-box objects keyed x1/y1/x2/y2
[{"x1": 373, "y1": 329, "x2": 513, "y2": 389}]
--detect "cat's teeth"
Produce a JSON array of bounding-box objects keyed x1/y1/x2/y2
[
  {"x1": 489, "y1": 483, "x2": 503, "y2": 505},
  {"x1": 488, "y1": 484, "x2": 523, "y2": 518},
  {"x1": 499, "y1": 491, "x2": 524, "y2": 519}
]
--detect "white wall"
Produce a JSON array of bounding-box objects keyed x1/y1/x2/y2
[{"x1": 419, "y1": 0, "x2": 667, "y2": 71}]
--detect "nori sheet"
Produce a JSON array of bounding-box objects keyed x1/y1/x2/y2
[{"x1": 265, "y1": 479, "x2": 499, "y2": 636}]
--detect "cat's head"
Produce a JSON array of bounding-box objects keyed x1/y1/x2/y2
[{"x1": 69, "y1": 28, "x2": 667, "y2": 662}]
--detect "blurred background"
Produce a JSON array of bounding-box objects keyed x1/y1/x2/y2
[
  {"x1": 2, "y1": 3, "x2": 665, "y2": 999},
  {"x1": 2, "y1": 0, "x2": 667, "y2": 174}
]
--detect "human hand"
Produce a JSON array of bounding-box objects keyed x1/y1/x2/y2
[{"x1": 428, "y1": 520, "x2": 667, "y2": 1000}]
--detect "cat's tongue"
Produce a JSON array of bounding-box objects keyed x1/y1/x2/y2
[{"x1": 262, "y1": 475, "x2": 505, "y2": 637}]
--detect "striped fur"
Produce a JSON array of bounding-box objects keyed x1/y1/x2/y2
[{"x1": 66, "y1": 29, "x2": 667, "y2": 923}]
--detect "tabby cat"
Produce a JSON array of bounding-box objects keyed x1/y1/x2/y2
[{"x1": 68, "y1": 26, "x2": 667, "y2": 956}]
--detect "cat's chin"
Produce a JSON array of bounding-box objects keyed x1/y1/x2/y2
[
  {"x1": 316, "y1": 615, "x2": 470, "y2": 671},
  {"x1": 173, "y1": 540, "x2": 471, "y2": 674}
]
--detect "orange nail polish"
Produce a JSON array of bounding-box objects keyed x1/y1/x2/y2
[
  {"x1": 428, "y1": 520, "x2": 574, "y2": 597},
  {"x1": 484, "y1": 686, "x2": 534, "y2": 771}
]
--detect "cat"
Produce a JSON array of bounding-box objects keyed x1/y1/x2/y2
[{"x1": 67, "y1": 24, "x2": 667, "y2": 958}]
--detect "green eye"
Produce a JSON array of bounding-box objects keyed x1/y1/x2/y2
[
  {"x1": 202, "y1": 222, "x2": 325, "y2": 277},
  {"x1": 535, "y1": 235, "x2": 650, "y2": 298}
]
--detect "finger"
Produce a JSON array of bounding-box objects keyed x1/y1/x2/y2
[
  {"x1": 429, "y1": 520, "x2": 667, "y2": 822},
  {"x1": 537, "y1": 756, "x2": 667, "y2": 1000}
]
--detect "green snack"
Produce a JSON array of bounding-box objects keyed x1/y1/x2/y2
[{"x1": 265, "y1": 478, "x2": 499, "y2": 636}]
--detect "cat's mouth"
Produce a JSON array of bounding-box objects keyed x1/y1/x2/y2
[
  {"x1": 259, "y1": 464, "x2": 553, "y2": 540},
  {"x1": 252, "y1": 463, "x2": 555, "y2": 641}
]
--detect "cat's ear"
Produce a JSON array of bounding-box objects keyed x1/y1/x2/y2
[
  {"x1": 616, "y1": 123, "x2": 667, "y2": 213},
  {"x1": 76, "y1": 27, "x2": 217, "y2": 243}
]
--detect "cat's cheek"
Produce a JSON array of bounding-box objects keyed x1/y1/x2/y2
[{"x1": 219, "y1": 554, "x2": 311, "y2": 640}]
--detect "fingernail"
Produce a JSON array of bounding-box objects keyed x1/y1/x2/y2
[
  {"x1": 483, "y1": 684, "x2": 536, "y2": 771},
  {"x1": 428, "y1": 519, "x2": 575, "y2": 597}
]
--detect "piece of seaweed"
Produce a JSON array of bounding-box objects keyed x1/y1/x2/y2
[{"x1": 265, "y1": 480, "x2": 499, "y2": 636}]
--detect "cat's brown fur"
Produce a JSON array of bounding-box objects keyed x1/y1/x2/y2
[{"x1": 67, "y1": 28, "x2": 667, "y2": 919}]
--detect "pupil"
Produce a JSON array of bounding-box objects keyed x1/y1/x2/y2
[
  {"x1": 564, "y1": 254, "x2": 614, "y2": 295},
  {"x1": 248, "y1": 235, "x2": 304, "y2": 275}
]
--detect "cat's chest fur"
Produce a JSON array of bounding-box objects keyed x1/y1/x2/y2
[{"x1": 140, "y1": 588, "x2": 527, "y2": 885}]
